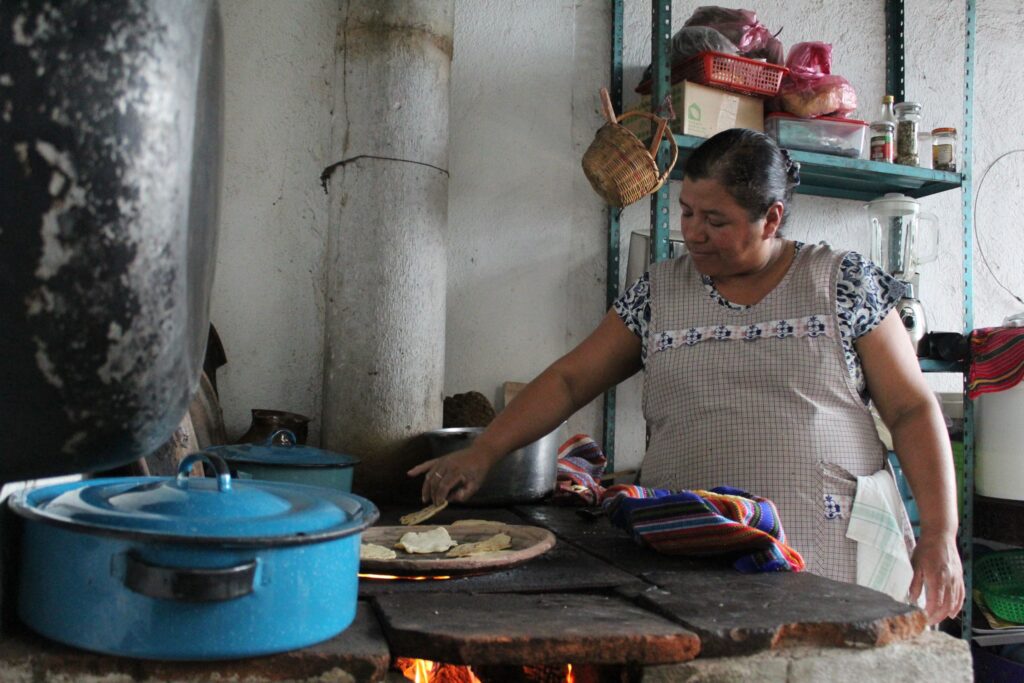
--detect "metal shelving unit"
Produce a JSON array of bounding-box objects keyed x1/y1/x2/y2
[{"x1": 604, "y1": 0, "x2": 982, "y2": 643}]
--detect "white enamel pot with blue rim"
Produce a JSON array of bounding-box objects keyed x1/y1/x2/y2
[{"x1": 8, "y1": 452, "x2": 378, "y2": 660}]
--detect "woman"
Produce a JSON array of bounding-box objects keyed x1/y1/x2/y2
[{"x1": 409, "y1": 129, "x2": 964, "y2": 624}]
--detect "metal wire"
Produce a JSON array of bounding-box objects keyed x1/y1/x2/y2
[{"x1": 973, "y1": 149, "x2": 1024, "y2": 307}]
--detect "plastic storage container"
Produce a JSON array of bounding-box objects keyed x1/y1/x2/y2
[
  {"x1": 976, "y1": 381, "x2": 1024, "y2": 501},
  {"x1": 764, "y1": 112, "x2": 867, "y2": 158}
]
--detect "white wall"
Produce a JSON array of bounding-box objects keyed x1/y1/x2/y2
[
  {"x1": 211, "y1": 1, "x2": 1024, "y2": 472},
  {"x1": 213, "y1": 0, "x2": 336, "y2": 443}
]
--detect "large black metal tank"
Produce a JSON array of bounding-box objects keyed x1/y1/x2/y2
[{"x1": 0, "y1": 1, "x2": 222, "y2": 481}]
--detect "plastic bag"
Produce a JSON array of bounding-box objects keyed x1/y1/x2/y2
[
  {"x1": 785, "y1": 41, "x2": 833, "y2": 76},
  {"x1": 683, "y1": 6, "x2": 784, "y2": 64},
  {"x1": 776, "y1": 41, "x2": 858, "y2": 117},
  {"x1": 636, "y1": 26, "x2": 737, "y2": 94}
]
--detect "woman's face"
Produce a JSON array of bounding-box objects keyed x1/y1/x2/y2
[{"x1": 679, "y1": 177, "x2": 782, "y2": 279}]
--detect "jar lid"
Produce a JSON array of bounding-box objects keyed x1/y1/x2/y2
[
  {"x1": 865, "y1": 192, "x2": 920, "y2": 217},
  {"x1": 894, "y1": 101, "x2": 922, "y2": 114},
  {"x1": 9, "y1": 453, "x2": 377, "y2": 545},
  {"x1": 870, "y1": 120, "x2": 896, "y2": 130},
  {"x1": 932, "y1": 127, "x2": 957, "y2": 135}
]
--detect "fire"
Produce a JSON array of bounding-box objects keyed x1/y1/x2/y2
[
  {"x1": 395, "y1": 658, "x2": 577, "y2": 683},
  {"x1": 358, "y1": 573, "x2": 452, "y2": 581},
  {"x1": 395, "y1": 657, "x2": 481, "y2": 683}
]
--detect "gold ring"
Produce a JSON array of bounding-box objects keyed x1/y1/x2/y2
[{"x1": 433, "y1": 471, "x2": 443, "y2": 478}]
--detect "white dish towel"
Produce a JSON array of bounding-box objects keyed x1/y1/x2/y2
[{"x1": 846, "y1": 469, "x2": 921, "y2": 606}]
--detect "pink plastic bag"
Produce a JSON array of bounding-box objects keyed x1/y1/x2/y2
[
  {"x1": 683, "y1": 6, "x2": 784, "y2": 64},
  {"x1": 776, "y1": 42, "x2": 858, "y2": 117}
]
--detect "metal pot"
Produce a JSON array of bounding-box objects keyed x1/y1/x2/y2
[
  {"x1": 206, "y1": 430, "x2": 360, "y2": 491},
  {"x1": 0, "y1": 0, "x2": 223, "y2": 481},
  {"x1": 424, "y1": 426, "x2": 564, "y2": 505},
  {"x1": 8, "y1": 453, "x2": 378, "y2": 660}
]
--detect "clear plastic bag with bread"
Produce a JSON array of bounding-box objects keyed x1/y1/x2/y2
[{"x1": 775, "y1": 41, "x2": 858, "y2": 118}]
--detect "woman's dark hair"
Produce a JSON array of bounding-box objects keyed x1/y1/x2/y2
[{"x1": 682, "y1": 128, "x2": 800, "y2": 226}]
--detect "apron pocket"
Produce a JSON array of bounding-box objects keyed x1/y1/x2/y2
[{"x1": 814, "y1": 462, "x2": 859, "y2": 583}]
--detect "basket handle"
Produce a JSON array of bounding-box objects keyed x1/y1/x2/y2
[
  {"x1": 648, "y1": 117, "x2": 669, "y2": 157},
  {"x1": 616, "y1": 110, "x2": 680, "y2": 183},
  {"x1": 598, "y1": 87, "x2": 617, "y2": 125}
]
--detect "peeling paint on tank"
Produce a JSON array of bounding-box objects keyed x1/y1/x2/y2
[
  {"x1": 61, "y1": 431, "x2": 88, "y2": 455},
  {"x1": 32, "y1": 339, "x2": 63, "y2": 389},
  {"x1": 1, "y1": 0, "x2": 222, "y2": 478}
]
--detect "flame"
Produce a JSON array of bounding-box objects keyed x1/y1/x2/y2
[
  {"x1": 359, "y1": 573, "x2": 452, "y2": 581},
  {"x1": 395, "y1": 658, "x2": 481, "y2": 683},
  {"x1": 394, "y1": 658, "x2": 576, "y2": 682}
]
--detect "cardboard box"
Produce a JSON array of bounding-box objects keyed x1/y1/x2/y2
[{"x1": 622, "y1": 80, "x2": 763, "y2": 141}]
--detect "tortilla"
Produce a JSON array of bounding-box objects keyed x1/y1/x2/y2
[
  {"x1": 395, "y1": 527, "x2": 459, "y2": 554},
  {"x1": 450, "y1": 519, "x2": 507, "y2": 528},
  {"x1": 445, "y1": 532, "x2": 512, "y2": 558},
  {"x1": 360, "y1": 542, "x2": 397, "y2": 560},
  {"x1": 399, "y1": 500, "x2": 449, "y2": 526}
]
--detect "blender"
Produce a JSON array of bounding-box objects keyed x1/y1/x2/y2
[{"x1": 867, "y1": 193, "x2": 939, "y2": 354}]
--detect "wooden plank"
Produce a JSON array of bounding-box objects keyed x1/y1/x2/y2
[
  {"x1": 637, "y1": 569, "x2": 927, "y2": 657},
  {"x1": 374, "y1": 592, "x2": 700, "y2": 666}
]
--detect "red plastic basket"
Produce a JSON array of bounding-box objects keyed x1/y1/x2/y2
[{"x1": 680, "y1": 51, "x2": 788, "y2": 98}]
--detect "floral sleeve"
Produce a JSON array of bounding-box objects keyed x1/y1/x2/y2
[
  {"x1": 836, "y1": 251, "x2": 907, "y2": 340},
  {"x1": 613, "y1": 273, "x2": 651, "y2": 362}
]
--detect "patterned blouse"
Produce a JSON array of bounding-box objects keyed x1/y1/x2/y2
[{"x1": 613, "y1": 241, "x2": 905, "y2": 403}]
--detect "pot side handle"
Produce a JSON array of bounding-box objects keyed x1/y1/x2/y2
[{"x1": 124, "y1": 553, "x2": 257, "y2": 602}]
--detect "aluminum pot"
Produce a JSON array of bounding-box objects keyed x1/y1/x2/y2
[
  {"x1": 424, "y1": 425, "x2": 564, "y2": 505},
  {"x1": 207, "y1": 430, "x2": 359, "y2": 491},
  {"x1": 8, "y1": 453, "x2": 378, "y2": 660}
]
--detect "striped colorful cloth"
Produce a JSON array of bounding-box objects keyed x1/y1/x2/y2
[
  {"x1": 603, "y1": 485, "x2": 806, "y2": 573},
  {"x1": 552, "y1": 434, "x2": 606, "y2": 505},
  {"x1": 554, "y1": 434, "x2": 805, "y2": 573},
  {"x1": 968, "y1": 326, "x2": 1024, "y2": 399}
]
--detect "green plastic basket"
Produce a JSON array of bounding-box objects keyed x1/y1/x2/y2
[{"x1": 976, "y1": 550, "x2": 1024, "y2": 624}]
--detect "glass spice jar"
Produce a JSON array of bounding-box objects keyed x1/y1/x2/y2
[
  {"x1": 932, "y1": 127, "x2": 958, "y2": 172},
  {"x1": 894, "y1": 101, "x2": 923, "y2": 166},
  {"x1": 869, "y1": 120, "x2": 896, "y2": 162}
]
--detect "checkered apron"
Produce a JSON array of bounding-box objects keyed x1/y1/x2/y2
[{"x1": 640, "y1": 243, "x2": 888, "y2": 582}]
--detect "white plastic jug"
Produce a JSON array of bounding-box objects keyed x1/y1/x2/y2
[{"x1": 976, "y1": 382, "x2": 1024, "y2": 501}]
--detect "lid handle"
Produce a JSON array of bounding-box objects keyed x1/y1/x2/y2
[
  {"x1": 176, "y1": 453, "x2": 232, "y2": 492},
  {"x1": 266, "y1": 429, "x2": 297, "y2": 446}
]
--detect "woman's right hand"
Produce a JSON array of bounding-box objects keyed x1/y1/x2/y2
[{"x1": 407, "y1": 446, "x2": 502, "y2": 506}]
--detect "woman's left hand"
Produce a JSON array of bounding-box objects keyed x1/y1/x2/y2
[{"x1": 909, "y1": 531, "x2": 965, "y2": 624}]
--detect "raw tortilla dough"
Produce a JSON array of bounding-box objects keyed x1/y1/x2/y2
[
  {"x1": 395, "y1": 527, "x2": 459, "y2": 554},
  {"x1": 360, "y1": 542, "x2": 397, "y2": 560},
  {"x1": 445, "y1": 532, "x2": 512, "y2": 558}
]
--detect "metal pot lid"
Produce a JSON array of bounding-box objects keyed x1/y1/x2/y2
[
  {"x1": 207, "y1": 430, "x2": 360, "y2": 468},
  {"x1": 9, "y1": 453, "x2": 377, "y2": 545}
]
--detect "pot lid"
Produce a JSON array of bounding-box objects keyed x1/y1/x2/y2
[
  {"x1": 10, "y1": 453, "x2": 377, "y2": 545},
  {"x1": 208, "y1": 430, "x2": 360, "y2": 468}
]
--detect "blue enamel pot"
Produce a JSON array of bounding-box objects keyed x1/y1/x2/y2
[
  {"x1": 8, "y1": 453, "x2": 378, "y2": 660},
  {"x1": 206, "y1": 430, "x2": 359, "y2": 492}
]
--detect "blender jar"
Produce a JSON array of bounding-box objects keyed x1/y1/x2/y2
[{"x1": 866, "y1": 193, "x2": 939, "y2": 279}]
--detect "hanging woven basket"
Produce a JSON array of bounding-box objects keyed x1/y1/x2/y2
[{"x1": 582, "y1": 87, "x2": 679, "y2": 208}]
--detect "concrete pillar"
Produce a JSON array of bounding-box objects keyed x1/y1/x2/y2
[{"x1": 323, "y1": 0, "x2": 452, "y2": 502}]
